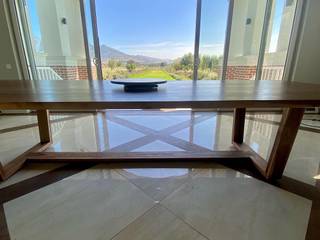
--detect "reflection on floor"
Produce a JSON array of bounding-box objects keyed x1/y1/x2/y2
[{"x1": 0, "y1": 110, "x2": 319, "y2": 239}]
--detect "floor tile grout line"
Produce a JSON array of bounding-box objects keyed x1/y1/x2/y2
[
  {"x1": 107, "y1": 169, "x2": 163, "y2": 240},
  {"x1": 109, "y1": 202, "x2": 212, "y2": 240},
  {"x1": 116, "y1": 167, "x2": 225, "y2": 208},
  {"x1": 158, "y1": 169, "x2": 207, "y2": 204},
  {"x1": 158, "y1": 167, "x2": 283, "y2": 240},
  {"x1": 108, "y1": 204, "x2": 159, "y2": 240},
  {"x1": 105, "y1": 174, "x2": 212, "y2": 240},
  {"x1": 115, "y1": 169, "x2": 160, "y2": 202},
  {"x1": 160, "y1": 203, "x2": 212, "y2": 240},
  {"x1": 112, "y1": 170, "x2": 202, "y2": 238},
  {"x1": 154, "y1": 169, "x2": 207, "y2": 202},
  {"x1": 154, "y1": 166, "x2": 244, "y2": 239},
  {"x1": 115, "y1": 168, "x2": 200, "y2": 203}
]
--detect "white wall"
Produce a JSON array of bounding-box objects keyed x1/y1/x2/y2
[
  {"x1": 277, "y1": 0, "x2": 297, "y2": 52},
  {"x1": 0, "y1": 1, "x2": 21, "y2": 80},
  {"x1": 291, "y1": 0, "x2": 320, "y2": 84},
  {"x1": 228, "y1": 0, "x2": 296, "y2": 67},
  {"x1": 228, "y1": 0, "x2": 267, "y2": 63},
  {"x1": 35, "y1": 0, "x2": 86, "y2": 66}
]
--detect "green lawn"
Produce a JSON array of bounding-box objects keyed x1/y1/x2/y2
[{"x1": 128, "y1": 69, "x2": 175, "y2": 80}]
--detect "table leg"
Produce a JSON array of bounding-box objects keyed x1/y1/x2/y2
[
  {"x1": 265, "y1": 108, "x2": 305, "y2": 179},
  {"x1": 232, "y1": 108, "x2": 246, "y2": 144},
  {"x1": 37, "y1": 110, "x2": 52, "y2": 143},
  {"x1": 231, "y1": 108, "x2": 268, "y2": 174},
  {"x1": 0, "y1": 110, "x2": 52, "y2": 181}
]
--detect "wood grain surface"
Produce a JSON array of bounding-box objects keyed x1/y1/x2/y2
[{"x1": 0, "y1": 80, "x2": 319, "y2": 109}]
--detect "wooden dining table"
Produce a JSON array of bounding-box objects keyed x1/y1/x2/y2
[{"x1": 0, "y1": 79, "x2": 319, "y2": 181}]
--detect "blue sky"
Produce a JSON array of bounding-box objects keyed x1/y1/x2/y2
[
  {"x1": 90, "y1": 0, "x2": 229, "y2": 59},
  {"x1": 268, "y1": 0, "x2": 286, "y2": 52},
  {"x1": 28, "y1": 0, "x2": 287, "y2": 60}
]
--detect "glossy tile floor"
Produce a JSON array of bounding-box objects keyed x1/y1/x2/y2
[{"x1": 0, "y1": 110, "x2": 319, "y2": 240}]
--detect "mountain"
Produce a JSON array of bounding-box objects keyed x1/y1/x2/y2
[
  {"x1": 98, "y1": 45, "x2": 131, "y2": 61},
  {"x1": 90, "y1": 44, "x2": 169, "y2": 64}
]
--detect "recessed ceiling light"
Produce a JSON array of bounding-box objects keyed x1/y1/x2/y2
[{"x1": 313, "y1": 175, "x2": 320, "y2": 179}]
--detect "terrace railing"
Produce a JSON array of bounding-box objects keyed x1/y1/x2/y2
[
  {"x1": 36, "y1": 67, "x2": 63, "y2": 80},
  {"x1": 261, "y1": 66, "x2": 284, "y2": 80}
]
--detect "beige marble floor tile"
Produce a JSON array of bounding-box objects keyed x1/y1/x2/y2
[
  {"x1": 0, "y1": 115, "x2": 37, "y2": 130},
  {"x1": 4, "y1": 165, "x2": 155, "y2": 240},
  {"x1": 0, "y1": 163, "x2": 65, "y2": 189},
  {"x1": 112, "y1": 204, "x2": 208, "y2": 240},
  {"x1": 162, "y1": 169, "x2": 312, "y2": 240},
  {"x1": 117, "y1": 168, "x2": 198, "y2": 201},
  {"x1": 0, "y1": 127, "x2": 39, "y2": 166},
  {"x1": 285, "y1": 129, "x2": 320, "y2": 186}
]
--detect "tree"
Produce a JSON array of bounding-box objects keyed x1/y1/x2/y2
[
  {"x1": 200, "y1": 55, "x2": 210, "y2": 70},
  {"x1": 209, "y1": 55, "x2": 220, "y2": 69},
  {"x1": 172, "y1": 60, "x2": 182, "y2": 71},
  {"x1": 199, "y1": 55, "x2": 221, "y2": 70},
  {"x1": 116, "y1": 61, "x2": 122, "y2": 67},
  {"x1": 160, "y1": 62, "x2": 167, "y2": 67},
  {"x1": 107, "y1": 59, "x2": 117, "y2": 70},
  {"x1": 180, "y1": 53, "x2": 194, "y2": 70},
  {"x1": 126, "y1": 60, "x2": 136, "y2": 72}
]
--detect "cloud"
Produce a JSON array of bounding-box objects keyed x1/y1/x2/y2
[
  {"x1": 113, "y1": 41, "x2": 224, "y2": 59},
  {"x1": 199, "y1": 43, "x2": 225, "y2": 56},
  {"x1": 268, "y1": 33, "x2": 279, "y2": 53}
]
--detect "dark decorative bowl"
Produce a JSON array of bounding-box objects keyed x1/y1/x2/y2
[{"x1": 111, "y1": 79, "x2": 167, "y2": 92}]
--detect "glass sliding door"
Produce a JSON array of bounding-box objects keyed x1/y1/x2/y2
[
  {"x1": 15, "y1": 0, "x2": 90, "y2": 80},
  {"x1": 12, "y1": 0, "x2": 301, "y2": 82},
  {"x1": 198, "y1": 0, "x2": 230, "y2": 80},
  {"x1": 82, "y1": 0, "x2": 103, "y2": 80},
  {"x1": 93, "y1": 0, "x2": 197, "y2": 80},
  {"x1": 226, "y1": 0, "x2": 268, "y2": 80},
  {"x1": 260, "y1": 0, "x2": 298, "y2": 80}
]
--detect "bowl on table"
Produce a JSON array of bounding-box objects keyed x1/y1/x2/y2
[{"x1": 111, "y1": 79, "x2": 167, "y2": 92}]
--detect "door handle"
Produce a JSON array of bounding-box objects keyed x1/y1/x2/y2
[{"x1": 93, "y1": 57, "x2": 100, "y2": 66}]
